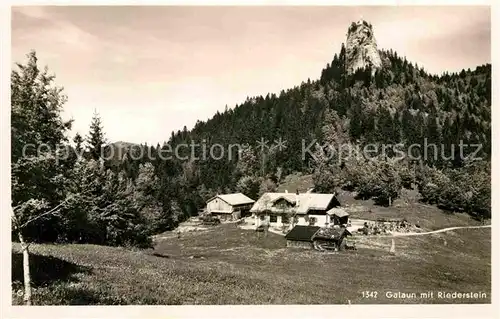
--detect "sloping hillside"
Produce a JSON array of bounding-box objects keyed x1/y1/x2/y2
[
  {"x1": 161, "y1": 46, "x2": 491, "y2": 192},
  {"x1": 12, "y1": 224, "x2": 490, "y2": 305},
  {"x1": 276, "y1": 173, "x2": 314, "y2": 193}
]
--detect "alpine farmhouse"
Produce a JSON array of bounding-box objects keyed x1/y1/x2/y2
[{"x1": 250, "y1": 191, "x2": 348, "y2": 228}]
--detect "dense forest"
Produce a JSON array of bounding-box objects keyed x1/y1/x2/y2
[{"x1": 11, "y1": 40, "x2": 491, "y2": 247}]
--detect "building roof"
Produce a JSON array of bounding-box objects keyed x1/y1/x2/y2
[
  {"x1": 285, "y1": 225, "x2": 321, "y2": 242},
  {"x1": 207, "y1": 193, "x2": 255, "y2": 206},
  {"x1": 327, "y1": 208, "x2": 349, "y2": 218},
  {"x1": 250, "y1": 192, "x2": 339, "y2": 214},
  {"x1": 313, "y1": 227, "x2": 352, "y2": 241}
]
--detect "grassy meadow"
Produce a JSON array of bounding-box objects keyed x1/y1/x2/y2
[{"x1": 12, "y1": 220, "x2": 490, "y2": 305}]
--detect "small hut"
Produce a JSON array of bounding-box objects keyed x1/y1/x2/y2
[
  {"x1": 327, "y1": 208, "x2": 349, "y2": 226},
  {"x1": 312, "y1": 226, "x2": 352, "y2": 251},
  {"x1": 284, "y1": 225, "x2": 321, "y2": 249}
]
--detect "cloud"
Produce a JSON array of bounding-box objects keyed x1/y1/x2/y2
[
  {"x1": 13, "y1": 6, "x2": 47, "y2": 19},
  {"x1": 12, "y1": 7, "x2": 98, "y2": 54}
]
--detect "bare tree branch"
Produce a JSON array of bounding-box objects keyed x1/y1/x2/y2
[
  {"x1": 17, "y1": 200, "x2": 67, "y2": 229},
  {"x1": 15, "y1": 188, "x2": 93, "y2": 229}
]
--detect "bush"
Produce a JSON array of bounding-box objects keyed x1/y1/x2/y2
[
  {"x1": 417, "y1": 161, "x2": 490, "y2": 218},
  {"x1": 235, "y1": 175, "x2": 260, "y2": 200}
]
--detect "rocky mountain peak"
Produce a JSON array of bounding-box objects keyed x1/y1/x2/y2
[{"x1": 345, "y1": 19, "x2": 382, "y2": 75}]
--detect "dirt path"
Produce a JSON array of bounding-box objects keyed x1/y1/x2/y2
[{"x1": 389, "y1": 224, "x2": 491, "y2": 237}]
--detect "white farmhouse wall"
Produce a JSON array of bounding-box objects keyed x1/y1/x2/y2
[
  {"x1": 274, "y1": 215, "x2": 283, "y2": 227},
  {"x1": 254, "y1": 214, "x2": 329, "y2": 227},
  {"x1": 206, "y1": 198, "x2": 233, "y2": 213},
  {"x1": 255, "y1": 214, "x2": 328, "y2": 228},
  {"x1": 296, "y1": 216, "x2": 308, "y2": 226},
  {"x1": 308, "y1": 214, "x2": 330, "y2": 226},
  {"x1": 255, "y1": 215, "x2": 270, "y2": 227}
]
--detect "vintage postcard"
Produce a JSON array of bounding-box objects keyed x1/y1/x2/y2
[{"x1": 3, "y1": 1, "x2": 497, "y2": 318}]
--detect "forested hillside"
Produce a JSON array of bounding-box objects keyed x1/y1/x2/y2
[
  {"x1": 11, "y1": 22, "x2": 491, "y2": 247},
  {"x1": 131, "y1": 44, "x2": 491, "y2": 216},
  {"x1": 163, "y1": 46, "x2": 491, "y2": 177}
]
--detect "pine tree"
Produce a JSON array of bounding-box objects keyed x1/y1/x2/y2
[
  {"x1": 133, "y1": 163, "x2": 164, "y2": 234},
  {"x1": 11, "y1": 51, "x2": 72, "y2": 162},
  {"x1": 73, "y1": 133, "x2": 84, "y2": 156},
  {"x1": 86, "y1": 110, "x2": 106, "y2": 161},
  {"x1": 11, "y1": 51, "x2": 73, "y2": 305}
]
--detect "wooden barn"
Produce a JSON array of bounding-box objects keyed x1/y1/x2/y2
[
  {"x1": 284, "y1": 225, "x2": 321, "y2": 249},
  {"x1": 206, "y1": 193, "x2": 255, "y2": 221}
]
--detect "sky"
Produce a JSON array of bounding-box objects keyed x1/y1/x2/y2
[{"x1": 11, "y1": 6, "x2": 491, "y2": 145}]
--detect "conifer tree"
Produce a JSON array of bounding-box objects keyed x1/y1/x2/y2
[
  {"x1": 73, "y1": 133, "x2": 84, "y2": 156},
  {"x1": 11, "y1": 51, "x2": 73, "y2": 305},
  {"x1": 86, "y1": 110, "x2": 106, "y2": 161}
]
